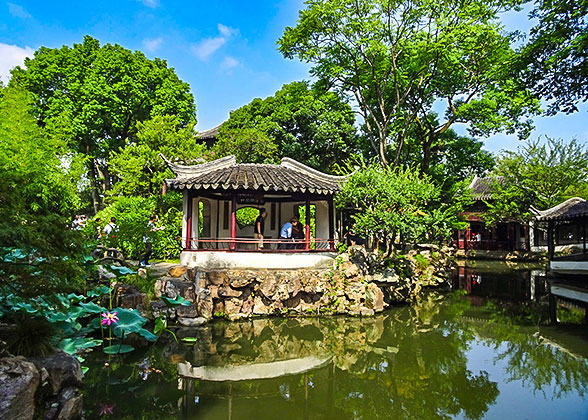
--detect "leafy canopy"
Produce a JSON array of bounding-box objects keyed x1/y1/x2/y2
[
  {"x1": 336, "y1": 163, "x2": 468, "y2": 248},
  {"x1": 0, "y1": 85, "x2": 85, "y2": 295},
  {"x1": 219, "y1": 81, "x2": 359, "y2": 172},
  {"x1": 10, "y1": 35, "x2": 197, "y2": 211},
  {"x1": 519, "y1": 0, "x2": 588, "y2": 115},
  {"x1": 110, "y1": 115, "x2": 205, "y2": 198},
  {"x1": 484, "y1": 137, "x2": 588, "y2": 224},
  {"x1": 279, "y1": 0, "x2": 539, "y2": 167}
]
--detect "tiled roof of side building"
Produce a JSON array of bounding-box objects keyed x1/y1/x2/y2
[
  {"x1": 535, "y1": 197, "x2": 588, "y2": 221},
  {"x1": 163, "y1": 155, "x2": 347, "y2": 195},
  {"x1": 468, "y1": 175, "x2": 505, "y2": 201}
]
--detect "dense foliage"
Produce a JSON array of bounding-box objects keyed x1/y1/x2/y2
[
  {"x1": 10, "y1": 35, "x2": 197, "y2": 212},
  {"x1": 336, "y1": 163, "x2": 469, "y2": 251},
  {"x1": 484, "y1": 137, "x2": 588, "y2": 224},
  {"x1": 218, "y1": 81, "x2": 360, "y2": 172},
  {"x1": 110, "y1": 115, "x2": 205, "y2": 198},
  {"x1": 0, "y1": 85, "x2": 86, "y2": 295},
  {"x1": 520, "y1": 0, "x2": 588, "y2": 115},
  {"x1": 279, "y1": 0, "x2": 539, "y2": 168}
]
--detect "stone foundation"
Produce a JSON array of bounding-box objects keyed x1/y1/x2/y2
[{"x1": 152, "y1": 246, "x2": 453, "y2": 322}]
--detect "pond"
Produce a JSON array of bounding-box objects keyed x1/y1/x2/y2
[{"x1": 83, "y1": 261, "x2": 588, "y2": 419}]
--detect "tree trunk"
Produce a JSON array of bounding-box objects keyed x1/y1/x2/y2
[{"x1": 88, "y1": 161, "x2": 101, "y2": 214}]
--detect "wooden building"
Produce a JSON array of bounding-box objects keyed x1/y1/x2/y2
[
  {"x1": 534, "y1": 197, "x2": 588, "y2": 272},
  {"x1": 164, "y1": 155, "x2": 346, "y2": 268},
  {"x1": 453, "y1": 176, "x2": 529, "y2": 251}
]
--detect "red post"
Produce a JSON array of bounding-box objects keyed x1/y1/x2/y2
[
  {"x1": 328, "y1": 197, "x2": 335, "y2": 251},
  {"x1": 230, "y1": 194, "x2": 237, "y2": 251},
  {"x1": 305, "y1": 199, "x2": 311, "y2": 251},
  {"x1": 186, "y1": 193, "x2": 192, "y2": 250}
]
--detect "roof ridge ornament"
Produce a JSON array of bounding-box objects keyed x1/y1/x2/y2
[
  {"x1": 280, "y1": 157, "x2": 348, "y2": 182},
  {"x1": 161, "y1": 154, "x2": 236, "y2": 178}
]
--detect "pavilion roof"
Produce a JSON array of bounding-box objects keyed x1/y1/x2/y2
[
  {"x1": 535, "y1": 197, "x2": 588, "y2": 221},
  {"x1": 163, "y1": 155, "x2": 346, "y2": 195}
]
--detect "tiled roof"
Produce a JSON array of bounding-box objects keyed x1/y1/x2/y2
[
  {"x1": 535, "y1": 197, "x2": 588, "y2": 221},
  {"x1": 197, "y1": 124, "x2": 221, "y2": 139},
  {"x1": 468, "y1": 176, "x2": 505, "y2": 201},
  {"x1": 164, "y1": 156, "x2": 345, "y2": 195}
]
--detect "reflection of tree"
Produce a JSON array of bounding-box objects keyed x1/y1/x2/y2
[
  {"x1": 81, "y1": 292, "x2": 588, "y2": 419},
  {"x1": 331, "y1": 293, "x2": 498, "y2": 420},
  {"x1": 83, "y1": 346, "x2": 185, "y2": 419},
  {"x1": 469, "y1": 301, "x2": 588, "y2": 398}
]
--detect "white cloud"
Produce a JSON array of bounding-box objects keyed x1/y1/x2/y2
[
  {"x1": 142, "y1": 37, "x2": 163, "y2": 52},
  {"x1": 192, "y1": 37, "x2": 226, "y2": 61},
  {"x1": 141, "y1": 0, "x2": 159, "y2": 8},
  {"x1": 0, "y1": 43, "x2": 34, "y2": 83},
  {"x1": 7, "y1": 2, "x2": 32, "y2": 19},
  {"x1": 191, "y1": 23, "x2": 239, "y2": 61},
  {"x1": 217, "y1": 23, "x2": 237, "y2": 38},
  {"x1": 220, "y1": 56, "x2": 239, "y2": 70}
]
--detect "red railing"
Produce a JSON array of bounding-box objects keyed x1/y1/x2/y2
[{"x1": 181, "y1": 237, "x2": 335, "y2": 252}]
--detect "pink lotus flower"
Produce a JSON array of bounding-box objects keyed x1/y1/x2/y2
[{"x1": 101, "y1": 311, "x2": 119, "y2": 326}]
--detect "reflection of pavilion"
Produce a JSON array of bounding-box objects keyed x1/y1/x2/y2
[
  {"x1": 176, "y1": 356, "x2": 336, "y2": 420},
  {"x1": 164, "y1": 155, "x2": 346, "y2": 268}
]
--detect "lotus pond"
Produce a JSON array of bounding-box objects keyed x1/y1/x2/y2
[{"x1": 82, "y1": 261, "x2": 588, "y2": 419}]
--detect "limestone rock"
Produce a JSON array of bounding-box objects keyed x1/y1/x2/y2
[
  {"x1": 137, "y1": 268, "x2": 147, "y2": 278},
  {"x1": 178, "y1": 317, "x2": 207, "y2": 327},
  {"x1": 31, "y1": 353, "x2": 83, "y2": 396},
  {"x1": 224, "y1": 299, "x2": 243, "y2": 317},
  {"x1": 56, "y1": 387, "x2": 83, "y2": 420},
  {"x1": 176, "y1": 304, "x2": 199, "y2": 318},
  {"x1": 0, "y1": 356, "x2": 39, "y2": 420},
  {"x1": 259, "y1": 276, "x2": 277, "y2": 299},
  {"x1": 207, "y1": 271, "x2": 228, "y2": 286},
  {"x1": 218, "y1": 286, "x2": 242, "y2": 298},
  {"x1": 196, "y1": 289, "x2": 213, "y2": 320},
  {"x1": 230, "y1": 273, "x2": 256, "y2": 288},
  {"x1": 342, "y1": 262, "x2": 360, "y2": 278},
  {"x1": 253, "y1": 296, "x2": 270, "y2": 315},
  {"x1": 168, "y1": 266, "x2": 187, "y2": 278},
  {"x1": 164, "y1": 280, "x2": 196, "y2": 302},
  {"x1": 365, "y1": 283, "x2": 385, "y2": 312}
]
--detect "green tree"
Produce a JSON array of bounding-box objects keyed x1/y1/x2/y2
[
  {"x1": 278, "y1": 0, "x2": 539, "y2": 168},
  {"x1": 211, "y1": 127, "x2": 278, "y2": 164},
  {"x1": 519, "y1": 0, "x2": 588, "y2": 114},
  {"x1": 484, "y1": 137, "x2": 588, "y2": 224},
  {"x1": 110, "y1": 115, "x2": 205, "y2": 198},
  {"x1": 336, "y1": 163, "x2": 467, "y2": 251},
  {"x1": 220, "y1": 81, "x2": 359, "y2": 172},
  {"x1": 0, "y1": 85, "x2": 84, "y2": 295},
  {"x1": 10, "y1": 35, "x2": 196, "y2": 212}
]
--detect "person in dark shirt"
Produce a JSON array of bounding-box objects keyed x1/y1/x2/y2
[
  {"x1": 291, "y1": 217, "x2": 305, "y2": 249},
  {"x1": 254, "y1": 208, "x2": 267, "y2": 250}
]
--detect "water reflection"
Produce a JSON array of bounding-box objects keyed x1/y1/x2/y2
[
  {"x1": 451, "y1": 260, "x2": 548, "y2": 302},
  {"x1": 84, "y1": 289, "x2": 588, "y2": 419}
]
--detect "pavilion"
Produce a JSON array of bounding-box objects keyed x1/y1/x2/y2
[
  {"x1": 164, "y1": 155, "x2": 346, "y2": 268},
  {"x1": 534, "y1": 197, "x2": 588, "y2": 273}
]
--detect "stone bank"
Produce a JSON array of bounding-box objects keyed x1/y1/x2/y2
[{"x1": 151, "y1": 246, "x2": 453, "y2": 322}]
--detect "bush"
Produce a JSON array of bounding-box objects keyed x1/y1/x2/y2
[{"x1": 89, "y1": 193, "x2": 183, "y2": 260}]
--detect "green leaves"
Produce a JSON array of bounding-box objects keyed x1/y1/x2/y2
[
  {"x1": 103, "y1": 343, "x2": 135, "y2": 354},
  {"x1": 337, "y1": 163, "x2": 462, "y2": 245},
  {"x1": 60, "y1": 337, "x2": 103, "y2": 355},
  {"x1": 161, "y1": 295, "x2": 191, "y2": 307},
  {"x1": 111, "y1": 308, "x2": 157, "y2": 342},
  {"x1": 278, "y1": 0, "x2": 538, "y2": 166}
]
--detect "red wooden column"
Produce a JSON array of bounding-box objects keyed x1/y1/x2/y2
[
  {"x1": 230, "y1": 193, "x2": 237, "y2": 251},
  {"x1": 186, "y1": 191, "x2": 193, "y2": 250},
  {"x1": 328, "y1": 196, "x2": 335, "y2": 251},
  {"x1": 305, "y1": 199, "x2": 311, "y2": 251}
]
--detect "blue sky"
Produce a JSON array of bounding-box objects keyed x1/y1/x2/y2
[{"x1": 1, "y1": 0, "x2": 586, "y2": 154}]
